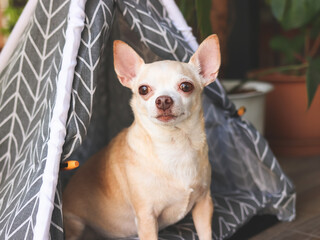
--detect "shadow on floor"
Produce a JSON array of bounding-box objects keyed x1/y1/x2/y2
[{"x1": 229, "y1": 215, "x2": 279, "y2": 239}]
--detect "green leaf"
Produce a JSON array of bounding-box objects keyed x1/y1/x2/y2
[
  {"x1": 270, "y1": 0, "x2": 320, "y2": 30},
  {"x1": 310, "y1": 15, "x2": 320, "y2": 38},
  {"x1": 195, "y1": 0, "x2": 212, "y2": 40},
  {"x1": 270, "y1": 0, "x2": 287, "y2": 21},
  {"x1": 1, "y1": 4, "x2": 24, "y2": 35},
  {"x1": 306, "y1": 57, "x2": 320, "y2": 107},
  {"x1": 270, "y1": 34, "x2": 304, "y2": 64}
]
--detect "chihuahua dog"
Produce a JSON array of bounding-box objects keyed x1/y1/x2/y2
[{"x1": 63, "y1": 34, "x2": 221, "y2": 240}]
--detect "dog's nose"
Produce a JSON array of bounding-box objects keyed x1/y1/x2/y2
[{"x1": 155, "y1": 96, "x2": 173, "y2": 110}]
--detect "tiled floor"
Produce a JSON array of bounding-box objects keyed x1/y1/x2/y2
[{"x1": 250, "y1": 155, "x2": 320, "y2": 240}]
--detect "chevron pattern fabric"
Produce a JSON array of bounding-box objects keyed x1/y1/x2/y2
[
  {"x1": 0, "y1": 0, "x2": 295, "y2": 239},
  {"x1": 62, "y1": 0, "x2": 114, "y2": 161},
  {"x1": 0, "y1": 0, "x2": 70, "y2": 239},
  {"x1": 117, "y1": 0, "x2": 194, "y2": 62}
]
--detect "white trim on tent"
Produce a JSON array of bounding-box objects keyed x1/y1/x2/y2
[
  {"x1": 33, "y1": 0, "x2": 87, "y2": 239},
  {"x1": 0, "y1": 0, "x2": 38, "y2": 73},
  {"x1": 160, "y1": 0, "x2": 199, "y2": 52}
]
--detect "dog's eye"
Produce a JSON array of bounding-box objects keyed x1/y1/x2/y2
[
  {"x1": 139, "y1": 85, "x2": 150, "y2": 95},
  {"x1": 179, "y1": 82, "x2": 194, "y2": 92}
]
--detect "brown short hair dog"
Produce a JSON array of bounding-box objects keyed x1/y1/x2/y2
[{"x1": 63, "y1": 34, "x2": 221, "y2": 240}]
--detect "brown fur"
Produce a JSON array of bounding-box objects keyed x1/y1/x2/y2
[{"x1": 63, "y1": 35, "x2": 221, "y2": 240}]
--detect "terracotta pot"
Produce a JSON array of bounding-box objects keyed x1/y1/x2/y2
[{"x1": 258, "y1": 73, "x2": 320, "y2": 157}]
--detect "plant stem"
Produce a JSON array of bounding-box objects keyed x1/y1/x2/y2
[
  {"x1": 305, "y1": 28, "x2": 310, "y2": 57},
  {"x1": 293, "y1": 53, "x2": 306, "y2": 63},
  {"x1": 310, "y1": 33, "x2": 320, "y2": 58},
  {"x1": 228, "y1": 63, "x2": 309, "y2": 94},
  {"x1": 248, "y1": 62, "x2": 309, "y2": 79},
  {"x1": 227, "y1": 79, "x2": 250, "y2": 94}
]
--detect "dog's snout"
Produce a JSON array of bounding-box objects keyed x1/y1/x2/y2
[{"x1": 155, "y1": 96, "x2": 173, "y2": 110}]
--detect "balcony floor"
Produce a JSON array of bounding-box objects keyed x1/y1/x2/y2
[{"x1": 249, "y1": 155, "x2": 320, "y2": 240}]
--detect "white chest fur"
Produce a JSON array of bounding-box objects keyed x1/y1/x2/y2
[
  {"x1": 153, "y1": 131, "x2": 201, "y2": 186},
  {"x1": 128, "y1": 118, "x2": 208, "y2": 187},
  {"x1": 147, "y1": 126, "x2": 209, "y2": 224},
  {"x1": 152, "y1": 143, "x2": 207, "y2": 231},
  {"x1": 127, "y1": 119, "x2": 209, "y2": 226}
]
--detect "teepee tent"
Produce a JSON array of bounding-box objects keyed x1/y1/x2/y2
[{"x1": 0, "y1": 0, "x2": 295, "y2": 239}]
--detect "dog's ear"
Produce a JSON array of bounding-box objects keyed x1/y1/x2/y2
[
  {"x1": 189, "y1": 34, "x2": 221, "y2": 86},
  {"x1": 113, "y1": 41, "x2": 144, "y2": 88}
]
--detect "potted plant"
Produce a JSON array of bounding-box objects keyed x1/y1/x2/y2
[
  {"x1": 0, "y1": 0, "x2": 25, "y2": 50},
  {"x1": 249, "y1": 0, "x2": 320, "y2": 156}
]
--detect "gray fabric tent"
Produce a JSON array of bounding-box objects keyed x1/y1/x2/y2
[{"x1": 0, "y1": 0, "x2": 296, "y2": 239}]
